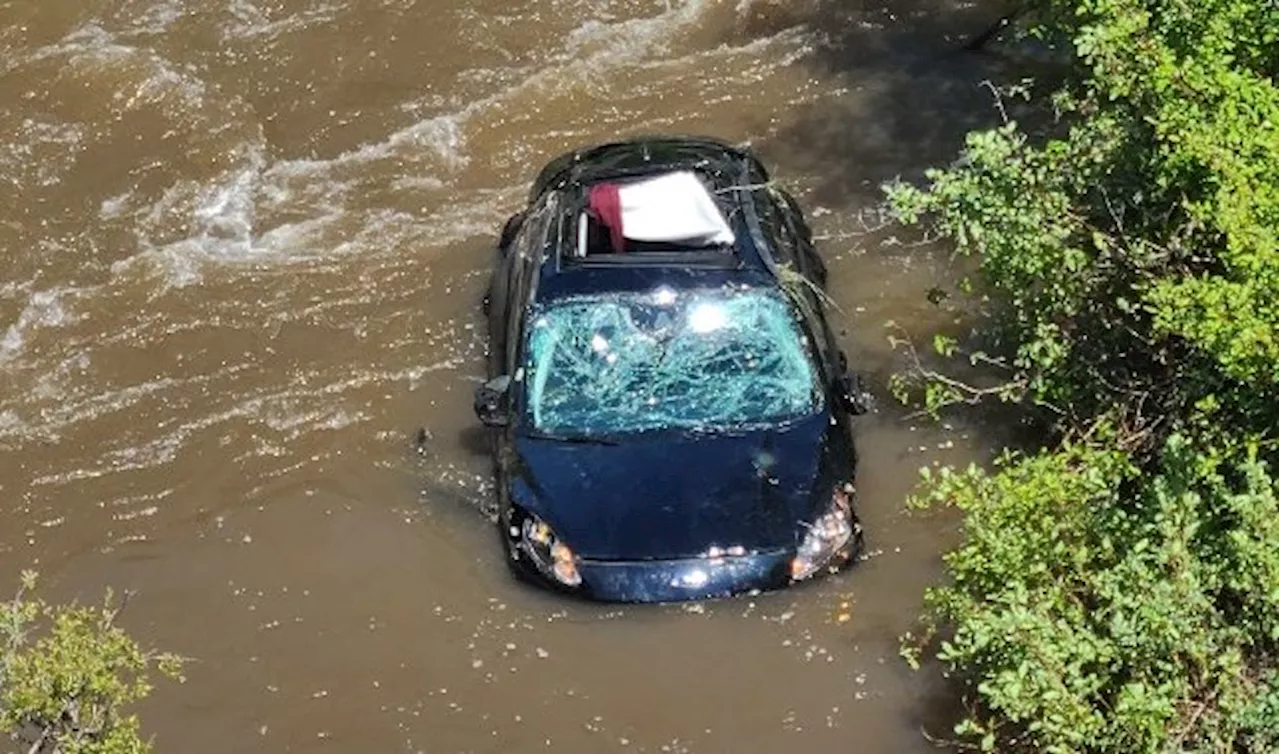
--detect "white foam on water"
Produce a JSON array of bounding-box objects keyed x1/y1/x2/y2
[
  {"x1": 24, "y1": 357, "x2": 464, "y2": 486},
  {"x1": 8, "y1": 376, "x2": 180, "y2": 441},
  {"x1": 0, "y1": 409, "x2": 27, "y2": 441},
  {"x1": 112, "y1": 140, "x2": 270, "y2": 286},
  {"x1": 0, "y1": 361, "x2": 216, "y2": 452},
  {"x1": 191, "y1": 159, "x2": 262, "y2": 253},
  {"x1": 100, "y1": 191, "x2": 134, "y2": 219},
  {"x1": 271, "y1": 110, "x2": 470, "y2": 184},
  {"x1": 223, "y1": 0, "x2": 344, "y2": 42},
  {"x1": 117, "y1": 161, "x2": 520, "y2": 290},
  {"x1": 26, "y1": 24, "x2": 209, "y2": 113},
  {"x1": 124, "y1": 0, "x2": 187, "y2": 36},
  {"x1": 267, "y1": 0, "x2": 715, "y2": 188},
  {"x1": 70, "y1": 0, "x2": 737, "y2": 291},
  {"x1": 2, "y1": 119, "x2": 88, "y2": 190},
  {"x1": 78, "y1": 0, "x2": 198, "y2": 39},
  {"x1": 0, "y1": 0, "x2": 815, "y2": 472},
  {"x1": 406, "y1": 187, "x2": 530, "y2": 248},
  {"x1": 7, "y1": 20, "x2": 275, "y2": 287},
  {"x1": 262, "y1": 405, "x2": 367, "y2": 439},
  {"x1": 112, "y1": 505, "x2": 160, "y2": 522},
  {"x1": 26, "y1": 436, "x2": 183, "y2": 487},
  {"x1": 323, "y1": 209, "x2": 421, "y2": 256},
  {"x1": 114, "y1": 107, "x2": 466, "y2": 285},
  {"x1": 390, "y1": 176, "x2": 448, "y2": 193},
  {"x1": 507, "y1": 0, "x2": 714, "y2": 103},
  {"x1": 563, "y1": 0, "x2": 708, "y2": 61},
  {"x1": 251, "y1": 215, "x2": 346, "y2": 257},
  {"x1": 269, "y1": 0, "x2": 721, "y2": 220},
  {"x1": 0, "y1": 289, "x2": 77, "y2": 363},
  {"x1": 636, "y1": 23, "x2": 812, "y2": 74}
]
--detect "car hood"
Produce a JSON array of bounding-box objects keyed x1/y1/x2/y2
[{"x1": 510, "y1": 413, "x2": 838, "y2": 560}]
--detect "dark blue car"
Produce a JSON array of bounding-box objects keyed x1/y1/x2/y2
[{"x1": 475, "y1": 136, "x2": 869, "y2": 602}]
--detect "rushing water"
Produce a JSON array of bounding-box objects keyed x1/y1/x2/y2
[{"x1": 0, "y1": 1, "x2": 1007, "y2": 751}]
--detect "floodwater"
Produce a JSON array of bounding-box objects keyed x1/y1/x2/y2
[{"x1": 0, "y1": 1, "x2": 1009, "y2": 751}]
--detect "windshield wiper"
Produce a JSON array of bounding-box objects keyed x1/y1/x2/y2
[{"x1": 521, "y1": 430, "x2": 620, "y2": 446}]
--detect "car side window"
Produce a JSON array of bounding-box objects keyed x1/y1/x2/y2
[
  {"x1": 504, "y1": 196, "x2": 556, "y2": 369},
  {"x1": 752, "y1": 188, "x2": 800, "y2": 268},
  {"x1": 774, "y1": 187, "x2": 827, "y2": 287},
  {"x1": 486, "y1": 215, "x2": 524, "y2": 374},
  {"x1": 496, "y1": 226, "x2": 521, "y2": 290}
]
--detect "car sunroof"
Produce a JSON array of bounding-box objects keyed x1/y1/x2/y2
[{"x1": 562, "y1": 170, "x2": 740, "y2": 266}]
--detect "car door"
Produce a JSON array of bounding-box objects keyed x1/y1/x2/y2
[
  {"x1": 751, "y1": 187, "x2": 801, "y2": 270},
  {"x1": 773, "y1": 187, "x2": 828, "y2": 288},
  {"x1": 498, "y1": 194, "x2": 557, "y2": 377},
  {"x1": 489, "y1": 210, "x2": 541, "y2": 376},
  {"x1": 487, "y1": 231, "x2": 521, "y2": 377},
  {"x1": 761, "y1": 189, "x2": 851, "y2": 415}
]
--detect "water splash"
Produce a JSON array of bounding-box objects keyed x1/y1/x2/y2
[{"x1": 0, "y1": 289, "x2": 74, "y2": 362}]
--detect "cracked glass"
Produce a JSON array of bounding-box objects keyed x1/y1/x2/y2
[{"x1": 523, "y1": 286, "x2": 821, "y2": 436}]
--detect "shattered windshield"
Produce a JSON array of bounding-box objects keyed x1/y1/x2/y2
[{"x1": 522, "y1": 286, "x2": 821, "y2": 436}]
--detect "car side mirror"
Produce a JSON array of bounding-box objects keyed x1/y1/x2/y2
[
  {"x1": 474, "y1": 375, "x2": 512, "y2": 428},
  {"x1": 836, "y1": 372, "x2": 871, "y2": 416}
]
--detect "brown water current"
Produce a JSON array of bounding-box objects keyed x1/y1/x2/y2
[{"x1": 0, "y1": 1, "x2": 1013, "y2": 751}]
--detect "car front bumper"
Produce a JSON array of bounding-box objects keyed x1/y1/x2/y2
[
  {"x1": 572, "y1": 550, "x2": 794, "y2": 603},
  {"x1": 506, "y1": 528, "x2": 863, "y2": 603}
]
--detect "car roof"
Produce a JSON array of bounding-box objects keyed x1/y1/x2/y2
[
  {"x1": 529, "y1": 135, "x2": 769, "y2": 202},
  {"x1": 532, "y1": 191, "x2": 777, "y2": 303},
  {"x1": 529, "y1": 136, "x2": 784, "y2": 301}
]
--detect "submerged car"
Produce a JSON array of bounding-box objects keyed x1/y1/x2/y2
[{"x1": 474, "y1": 136, "x2": 869, "y2": 602}]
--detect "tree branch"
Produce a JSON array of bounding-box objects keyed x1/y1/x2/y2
[
  {"x1": 24, "y1": 723, "x2": 52, "y2": 754},
  {"x1": 888, "y1": 325, "x2": 1063, "y2": 418}
]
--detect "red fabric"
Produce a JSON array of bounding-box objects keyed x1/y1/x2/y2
[{"x1": 587, "y1": 182, "x2": 624, "y2": 253}]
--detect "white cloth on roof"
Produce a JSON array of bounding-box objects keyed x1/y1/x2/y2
[{"x1": 617, "y1": 171, "x2": 735, "y2": 246}]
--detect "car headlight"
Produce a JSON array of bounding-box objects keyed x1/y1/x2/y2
[
  {"x1": 515, "y1": 514, "x2": 582, "y2": 587},
  {"x1": 790, "y1": 484, "x2": 856, "y2": 581}
]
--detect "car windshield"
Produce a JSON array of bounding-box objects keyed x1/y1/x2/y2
[{"x1": 522, "y1": 286, "x2": 822, "y2": 437}]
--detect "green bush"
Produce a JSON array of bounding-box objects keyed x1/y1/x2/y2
[
  {"x1": 904, "y1": 435, "x2": 1278, "y2": 751},
  {"x1": 0, "y1": 572, "x2": 183, "y2": 754},
  {"x1": 888, "y1": 0, "x2": 1278, "y2": 434},
  {"x1": 885, "y1": 0, "x2": 1279, "y2": 750}
]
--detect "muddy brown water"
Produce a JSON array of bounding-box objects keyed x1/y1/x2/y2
[{"x1": 1, "y1": 1, "x2": 1011, "y2": 751}]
